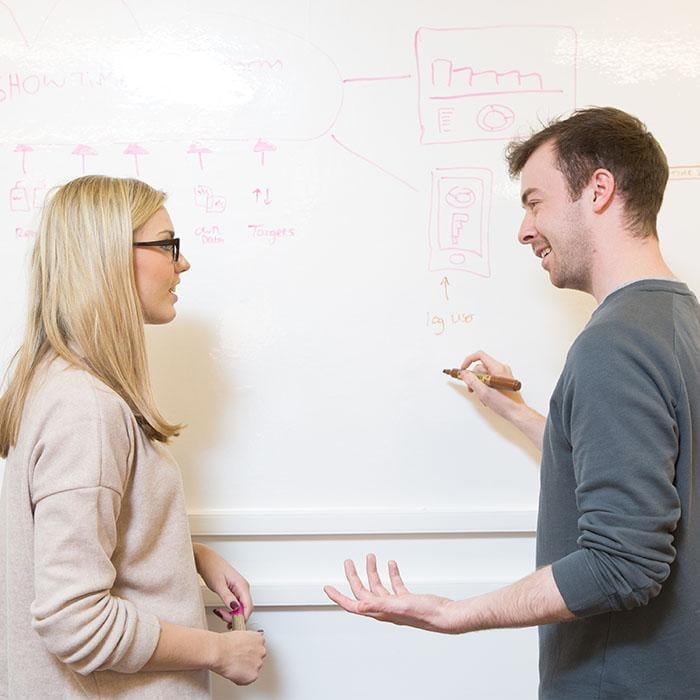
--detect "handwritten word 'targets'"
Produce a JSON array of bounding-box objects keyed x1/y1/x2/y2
[
  {"x1": 194, "y1": 225, "x2": 224, "y2": 245},
  {"x1": 248, "y1": 224, "x2": 296, "y2": 245},
  {"x1": 426, "y1": 311, "x2": 475, "y2": 336}
]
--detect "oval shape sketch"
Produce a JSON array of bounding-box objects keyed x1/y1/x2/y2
[
  {"x1": 476, "y1": 104, "x2": 516, "y2": 132},
  {"x1": 0, "y1": 2, "x2": 344, "y2": 142}
]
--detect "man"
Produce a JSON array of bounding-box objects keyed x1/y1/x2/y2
[{"x1": 324, "y1": 107, "x2": 700, "y2": 698}]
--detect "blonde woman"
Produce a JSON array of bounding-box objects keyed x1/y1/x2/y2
[{"x1": 0, "y1": 176, "x2": 266, "y2": 698}]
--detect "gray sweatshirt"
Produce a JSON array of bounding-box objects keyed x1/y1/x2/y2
[
  {"x1": 1, "y1": 357, "x2": 210, "y2": 698},
  {"x1": 537, "y1": 280, "x2": 700, "y2": 699}
]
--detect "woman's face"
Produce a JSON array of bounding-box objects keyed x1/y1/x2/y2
[{"x1": 132, "y1": 207, "x2": 190, "y2": 324}]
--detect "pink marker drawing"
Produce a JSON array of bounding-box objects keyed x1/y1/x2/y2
[
  {"x1": 194, "y1": 185, "x2": 226, "y2": 213},
  {"x1": 14, "y1": 144, "x2": 33, "y2": 174},
  {"x1": 123, "y1": 143, "x2": 149, "y2": 176},
  {"x1": 252, "y1": 188, "x2": 272, "y2": 205},
  {"x1": 10, "y1": 181, "x2": 30, "y2": 212},
  {"x1": 343, "y1": 73, "x2": 412, "y2": 84},
  {"x1": 427, "y1": 167, "x2": 493, "y2": 277},
  {"x1": 187, "y1": 143, "x2": 212, "y2": 171},
  {"x1": 32, "y1": 183, "x2": 46, "y2": 209},
  {"x1": 194, "y1": 185, "x2": 212, "y2": 209},
  {"x1": 253, "y1": 138, "x2": 276, "y2": 166},
  {"x1": 415, "y1": 26, "x2": 577, "y2": 144},
  {"x1": 72, "y1": 144, "x2": 97, "y2": 174},
  {"x1": 330, "y1": 134, "x2": 418, "y2": 192},
  {"x1": 0, "y1": 2, "x2": 29, "y2": 48}
]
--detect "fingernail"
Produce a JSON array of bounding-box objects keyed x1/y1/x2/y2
[
  {"x1": 212, "y1": 609, "x2": 224, "y2": 620},
  {"x1": 229, "y1": 603, "x2": 240, "y2": 613}
]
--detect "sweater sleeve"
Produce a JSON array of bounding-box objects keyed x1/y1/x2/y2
[
  {"x1": 28, "y1": 374, "x2": 161, "y2": 675},
  {"x1": 551, "y1": 326, "x2": 682, "y2": 617}
]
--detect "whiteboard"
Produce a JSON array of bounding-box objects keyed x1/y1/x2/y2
[{"x1": 2, "y1": 0, "x2": 699, "y2": 518}]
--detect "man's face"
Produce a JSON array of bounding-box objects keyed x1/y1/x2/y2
[{"x1": 518, "y1": 141, "x2": 594, "y2": 293}]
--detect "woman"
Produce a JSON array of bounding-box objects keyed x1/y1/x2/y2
[{"x1": 0, "y1": 176, "x2": 266, "y2": 698}]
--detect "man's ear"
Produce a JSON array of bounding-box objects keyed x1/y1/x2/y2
[{"x1": 590, "y1": 168, "x2": 615, "y2": 212}]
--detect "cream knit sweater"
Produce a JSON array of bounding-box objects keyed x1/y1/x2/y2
[{"x1": 1, "y1": 357, "x2": 210, "y2": 698}]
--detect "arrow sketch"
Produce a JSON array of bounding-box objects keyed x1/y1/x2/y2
[
  {"x1": 253, "y1": 188, "x2": 272, "y2": 205},
  {"x1": 187, "y1": 143, "x2": 212, "y2": 170},
  {"x1": 72, "y1": 144, "x2": 97, "y2": 174},
  {"x1": 123, "y1": 143, "x2": 149, "y2": 176},
  {"x1": 253, "y1": 138, "x2": 277, "y2": 166},
  {"x1": 441, "y1": 276, "x2": 450, "y2": 301},
  {"x1": 14, "y1": 144, "x2": 33, "y2": 174}
]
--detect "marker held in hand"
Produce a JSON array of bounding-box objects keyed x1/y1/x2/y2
[{"x1": 442, "y1": 368, "x2": 522, "y2": 392}]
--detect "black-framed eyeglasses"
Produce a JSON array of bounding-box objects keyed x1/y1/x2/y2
[{"x1": 133, "y1": 237, "x2": 180, "y2": 263}]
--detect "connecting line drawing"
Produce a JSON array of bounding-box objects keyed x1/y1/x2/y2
[
  {"x1": 35, "y1": 0, "x2": 143, "y2": 43},
  {"x1": 14, "y1": 144, "x2": 33, "y2": 173},
  {"x1": 330, "y1": 134, "x2": 418, "y2": 193},
  {"x1": 415, "y1": 25, "x2": 577, "y2": 144},
  {"x1": 0, "y1": 1, "x2": 28, "y2": 46},
  {"x1": 343, "y1": 74, "x2": 412, "y2": 84}
]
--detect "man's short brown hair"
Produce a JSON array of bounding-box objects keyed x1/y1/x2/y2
[{"x1": 505, "y1": 107, "x2": 669, "y2": 237}]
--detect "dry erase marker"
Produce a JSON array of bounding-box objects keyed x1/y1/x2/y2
[
  {"x1": 442, "y1": 368, "x2": 522, "y2": 392},
  {"x1": 228, "y1": 603, "x2": 246, "y2": 631}
]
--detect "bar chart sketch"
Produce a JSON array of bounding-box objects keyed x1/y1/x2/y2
[{"x1": 416, "y1": 25, "x2": 577, "y2": 144}]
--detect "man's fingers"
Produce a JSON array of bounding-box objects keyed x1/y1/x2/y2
[
  {"x1": 460, "y1": 350, "x2": 509, "y2": 375},
  {"x1": 460, "y1": 349, "x2": 496, "y2": 370},
  {"x1": 388, "y1": 560, "x2": 409, "y2": 595},
  {"x1": 366, "y1": 553, "x2": 391, "y2": 596},
  {"x1": 324, "y1": 585, "x2": 363, "y2": 612},
  {"x1": 324, "y1": 585, "x2": 383, "y2": 619},
  {"x1": 344, "y1": 559, "x2": 371, "y2": 599}
]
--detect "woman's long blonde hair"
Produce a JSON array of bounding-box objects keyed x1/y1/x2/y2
[{"x1": 0, "y1": 175, "x2": 182, "y2": 457}]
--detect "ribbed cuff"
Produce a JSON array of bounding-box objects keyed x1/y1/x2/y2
[
  {"x1": 551, "y1": 550, "x2": 612, "y2": 618},
  {"x1": 108, "y1": 609, "x2": 161, "y2": 674}
]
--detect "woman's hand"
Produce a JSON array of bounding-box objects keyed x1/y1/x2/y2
[
  {"x1": 210, "y1": 630, "x2": 266, "y2": 686},
  {"x1": 193, "y1": 543, "x2": 253, "y2": 625}
]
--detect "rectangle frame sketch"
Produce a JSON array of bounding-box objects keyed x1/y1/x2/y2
[
  {"x1": 416, "y1": 25, "x2": 577, "y2": 144},
  {"x1": 428, "y1": 167, "x2": 492, "y2": 276}
]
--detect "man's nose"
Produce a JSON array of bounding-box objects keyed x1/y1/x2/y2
[{"x1": 518, "y1": 213, "x2": 536, "y2": 245}]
